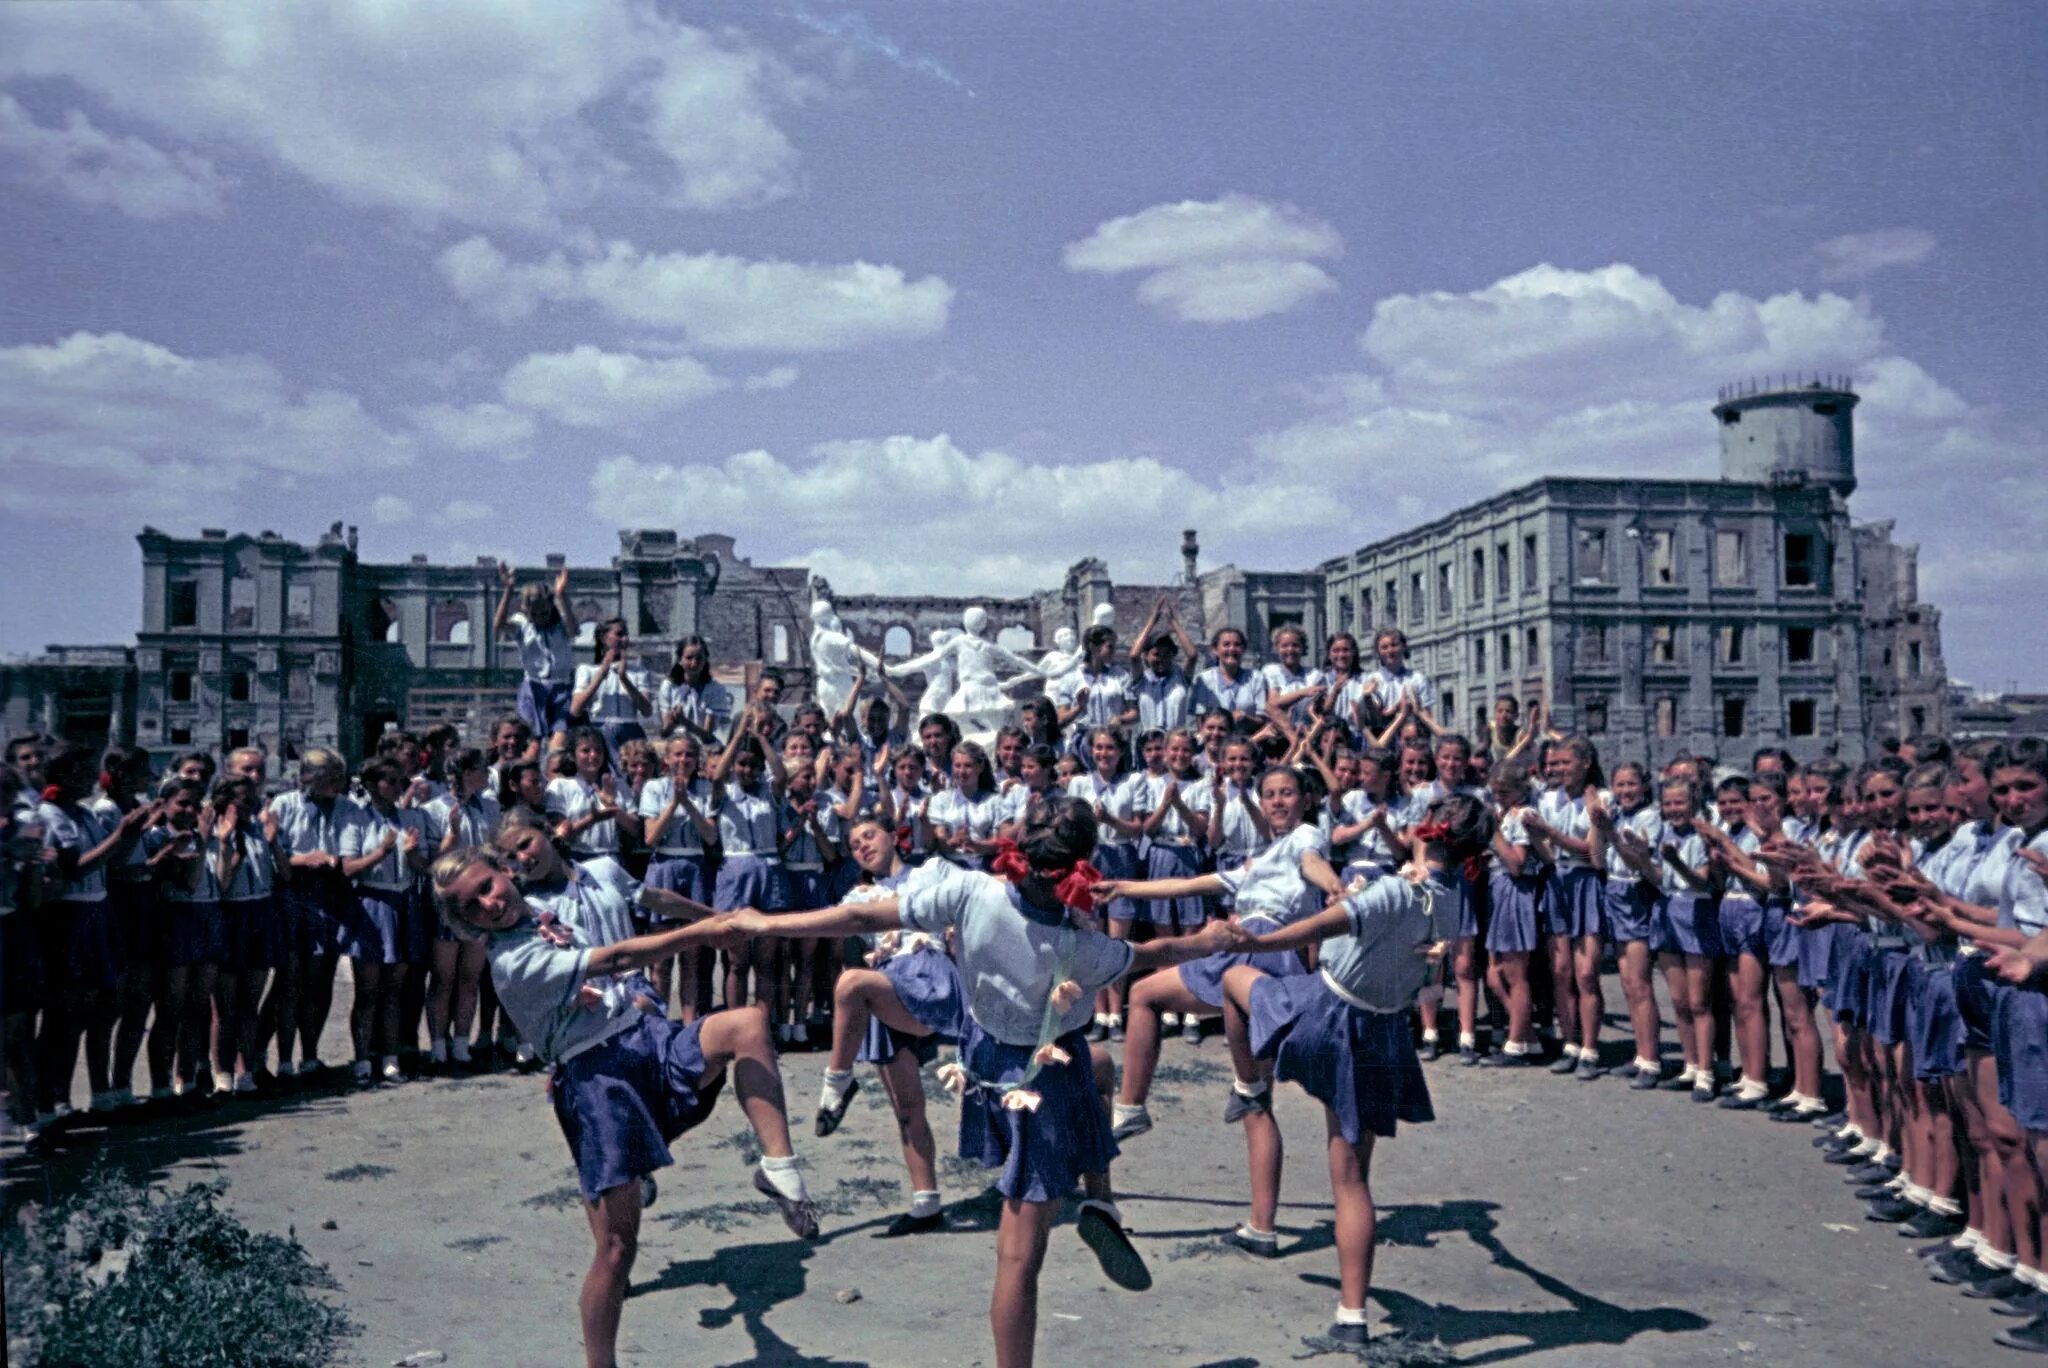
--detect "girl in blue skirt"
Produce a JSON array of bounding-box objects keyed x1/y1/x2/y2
[
  {"x1": 1098, "y1": 763, "x2": 1342, "y2": 1144},
  {"x1": 1655, "y1": 775, "x2": 1722, "y2": 1099},
  {"x1": 1131, "y1": 728, "x2": 1211, "y2": 1041},
  {"x1": 732, "y1": 800, "x2": 1241, "y2": 1368},
  {"x1": 1589, "y1": 763, "x2": 1668, "y2": 1088},
  {"x1": 430, "y1": 846, "x2": 815, "y2": 1368},
  {"x1": 1217, "y1": 792, "x2": 1492, "y2": 1350},
  {"x1": 339, "y1": 759, "x2": 430, "y2": 1085},
  {"x1": 1698, "y1": 781, "x2": 1778, "y2": 1110},
  {"x1": 210, "y1": 777, "x2": 283, "y2": 1095},
  {"x1": 811, "y1": 818, "x2": 967, "y2": 1236},
  {"x1": 146, "y1": 778, "x2": 222, "y2": 1097},
  {"x1": 1525, "y1": 735, "x2": 1608, "y2": 1078},
  {"x1": 1483, "y1": 760, "x2": 1546, "y2": 1066},
  {"x1": 1068, "y1": 728, "x2": 1146, "y2": 1040},
  {"x1": 708, "y1": 723, "x2": 789, "y2": 1011},
  {"x1": 639, "y1": 734, "x2": 718, "y2": 1022}
]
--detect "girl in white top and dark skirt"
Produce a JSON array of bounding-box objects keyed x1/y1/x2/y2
[{"x1": 1218, "y1": 792, "x2": 1491, "y2": 1349}]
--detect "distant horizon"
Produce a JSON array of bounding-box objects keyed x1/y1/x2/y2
[{"x1": 3, "y1": 2, "x2": 2041, "y2": 691}]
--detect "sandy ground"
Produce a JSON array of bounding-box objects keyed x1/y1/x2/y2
[{"x1": 2, "y1": 964, "x2": 2009, "y2": 1367}]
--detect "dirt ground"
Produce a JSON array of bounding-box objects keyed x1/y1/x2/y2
[{"x1": 2, "y1": 965, "x2": 2007, "y2": 1367}]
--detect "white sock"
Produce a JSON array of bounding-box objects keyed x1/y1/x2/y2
[
  {"x1": 1420, "y1": 1029, "x2": 1439, "y2": 1044},
  {"x1": 1869, "y1": 1144, "x2": 1894, "y2": 1165},
  {"x1": 2020, "y1": 1265, "x2": 2048, "y2": 1291},
  {"x1": 1232, "y1": 1076, "x2": 1270, "y2": 1099},
  {"x1": 1675, "y1": 1064, "x2": 1698, "y2": 1084},
  {"x1": 1333, "y1": 1305, "x2": 1368, "y2": 1326},
  {"x1": 759, "y1": 1153, "x2": 808, "y2": 1201},
  {"x1": 1982, "y1": 1247, "x2": 2019, "y2": 1272},
  {"x1": 1847, "y1": 1138, "x2": 1880, "y2": 1159},
  {"x1": 1113, "y1": 1101, "x2": 1148, "y2": 1120},
  {"x1": 1734, "y1": 1079, "x2": 1769, "y2": 1100},
  {"x1": 1459, "y1": 1033, "x2": 1477, "y2": 1049},
  {"x1": 1235, "y1": 1222, "x2": 1278, "y2": 1242},
  {"x1": 908, "y1": 1189, "x2": 942, "y2": 1218},
  {"x1": 820, "y1": 1069, "x2": 854, "y2": 1108},
  {"x1": 1634, "y1": 1057, "x2": 1660, "y2": 1075},
  {"x1": 1928, "y1": 1194, "x2": 1963, "y2": 1217},
  {"x1": 1958, "y1": 1228, "x2": 1987, "y2": 1251},
  {"x1": 1838, "y1": 1123, "x2": 1864, "y2": 1142},
  {"x1": 1561, "y1": 1042, "x2": 1581, "y2": 1060},
  {"x1": 1095, "y1": 1013, "x2": 1111, "y2": 1028},
  {"x1": 1503, "y1": 1041, "x2": 1529, "y2": 1057},
  {"x1": 1105, "y1": 1013, "x2": 1122, "y2": 1028},
  {"x1": 1162, "y1": 1012, "x2": 1181, "y2": 1028}
]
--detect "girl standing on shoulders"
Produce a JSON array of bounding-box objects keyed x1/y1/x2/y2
[{"x1": 493, "y1": 563, "x2": 579, "y2": 757}]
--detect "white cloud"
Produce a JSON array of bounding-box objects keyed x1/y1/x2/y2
[
  {"x1": 0, "y1": 93, "x2": 225, "y2": 219},
  {"x1": 1064, "y1": 195, "x2": 1342, "y2": 274},
  {"x1": 1064, "y1": 194, "x2": 1342, "y2": 323},
  {"x1": 744, "y1": 364, "x2": 800, "y2": 392},
  {"x1": 589, "y1": 434, "x2": 1342, "y2": 596},
  {"x1": 1253, "y1": 260, "x2": 2045, "y2": 683},
  {"x1": 501, "y1": 345, "x2": 727, "y2": 427},
  {"x1": 371, "y1": 496, "x2": 413, "y2": 525},
  {"x1": 1136, "y1": 259, "x2": 1337, "y2": 324},
  {"x1": 440, "y1": 236, "x2": 954, "y2": 352},
  {"x1": 409, "y1": 401, "x2": 536, "y2": 459},
  {"x1": 1815, "y1": 227, "x2": 1937, "y2": 283},
  {"x1": 439, "y1": 499, "x2": 495, "y2": 524},
  {"x1": 0, "y1": 2, "x2": 805, "y2": 231},
  {"x1": 0, "y1": 331, "x2": 413, "y2": 520}
]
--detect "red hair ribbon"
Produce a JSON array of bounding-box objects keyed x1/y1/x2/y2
[
  {"x1": 40, "y1": 784, "x2": 62, "y2": 804},
  {"x1": 98, "y1": 771, "x2": 116, "y2": 794},
  {"x1": 989, "y1": 838, "x2": 1103, "y2": 915},
  {"x1": 894, "y1": 824, "x2": 915, "y2": 858},
  {"x1": 1412, "y1": 818, "x2": 1482, "y2": 882}
]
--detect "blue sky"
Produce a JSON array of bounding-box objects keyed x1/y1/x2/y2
[{"x1": 1, "y1": 1, "x2": 2041, "y2": 689}]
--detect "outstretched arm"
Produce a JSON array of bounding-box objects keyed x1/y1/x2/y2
[
  {"x1": 1239, "y1": 904, "x2": 1351, "y2": 955},
  {"x1": 726, "y1": 897, "x2": 904, "y2": 940},
  {"x1": 584, "y1": 915, "x2": 738, "y2": 977}
]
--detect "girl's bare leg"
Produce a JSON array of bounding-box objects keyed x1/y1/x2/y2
[
  {"x1": 578, "y1": 1181, "x2": 642, "y2": 1368},
  {"x1": 1326, "y1": 1113, "x2": 1378, "y2": 1317},
  {"x1": 990, "y1": 1198, "x2": 1055, "y2": 1368}
]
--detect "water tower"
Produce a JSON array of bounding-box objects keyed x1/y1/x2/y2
[{"x1": 1713, "y1": 375, "x2": 1859, "y2": 497}]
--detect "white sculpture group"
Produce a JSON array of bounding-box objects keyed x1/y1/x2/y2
[{"x1": 809, "y1": 598, "x2": 1096, "y2": 742}]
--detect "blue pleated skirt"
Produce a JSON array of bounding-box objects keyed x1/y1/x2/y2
[
  {"x1": 1177, "y1": 942, "x2": 1308, "y2": 1011},
  {"x1": 1486, "y1": 873, "x2": 1542, "y2": 955},
  {"x1": 713, "y1": 853, "x2": 788, "y2": 912},
  {"x1": 1954, "y1": 952, "x2": 2000, "y2": 1054},
  {"x1": 283, "y1": 879, "x2": 345, "y2": 959},
  {"x1": 644, "y1": 853, "x2": 712, "y2": 921},
  {"x1": 1602, "y1": 881, "x2": 1659, "y2": 946},
  {"x1": 957, "y1": 1022, "x2": 1117, "y2": 1204},
  {"x1": 857, "y1": 944, "x2": 968, "y2": 1064},
  {"x1": 51, "y1": 897, "x2": 123, "y2": 993},
  {"x1": 1664, "y1": 892, "x2": 1720, "y2": 959},
  {"x1": 1795, "y1": 911, "x2": 1834, "y2": 990},
  {"x1": 340, "y1": 886, "x2": 409, "y2": 964},
  {"x1": 1716, "y1": 894, "x2": 1765, "y2": 960},
  {"x1": 221, "y1": 896, "x2": 283, "y2": 972},
  {"x1": 1908, "y1": 963, "x2": 1966, "y2": 1080},
  {"x1": 552, "y1": 1014, "x2": 717, "y2": 1201},
  {"x1": 1142, "y1": 842, "x2": 1208, "y2": 930},
  {"x1": 1544, "y1": 867, "x2": 1605, "y2": 940},
  {"x1": 784, "y1": 868, "x2": 827, "y2": 912},
  {"x1": 1094, "y1": 843, "x2": 1141, "y2": 924},
  {"x1": 1249, "y1": 972, "x2": 1433, "y2": 1144},
  {"x1": 1866, "y1": 947, "x2": 1916, "y2": 1044},
  {"x1": 1994, "y1": 984, "x2": 2048, "y2": 1135},
  {"x1": 1762, "y1": 897, "x2": 1801, "y2": 967},
  {"x1": 1828, "y1": 929, "x2": 1873, "y2": 1024},
  {"x1": 166, "y1": 898, "x2": 228, "y2": 967}
]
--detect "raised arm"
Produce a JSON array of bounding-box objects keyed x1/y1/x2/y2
[
  {"x1": 552, "y1": 568, "x2": 577, "y2": 640},
  {"x1": 492, "y1": 561, "x2": 517, "y2": 633}
]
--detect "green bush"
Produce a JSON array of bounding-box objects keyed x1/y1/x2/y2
[{"x1": 3, "y1": 1167, "x2": 354, "y2": 1368}]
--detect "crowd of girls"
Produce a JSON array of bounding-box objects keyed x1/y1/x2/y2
[{"x1": 8, "y1": 585, "x2": 2048, "y2": 1361}]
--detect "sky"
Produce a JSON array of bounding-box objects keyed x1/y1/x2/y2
[{"x1": 0, "y1": 1, "x2": 2042, "y2": 690}]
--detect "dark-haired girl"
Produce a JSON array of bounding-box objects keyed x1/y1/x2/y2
[
  {"x1": 211, "y1": 777, "x2": 282, "y2": 1094},
  {"x1": 811, "y1": 818, "x2": 966, "y2": 1236},
  {"x1": 1191, "y1": 626, "x2": 1268, "y2": 725},
  {"x1": 339, "y1": 760, "x2": 429, "y2": 1085},
  {"x1": 656, "y1": 635, "x2": 733, "y2": 746},
  {"x1": 1589, "y1": 763, "x2": 1666, "y2": 1087},
  {"x1": 930, "y1": 740, "x2": 1005, "y2": 871},
  {"x1": 733, "y1": 800, "x2": 1240, "y2": 1368},
  {"x1": 1100, "y1": 763, "x2": 1341, "y2": 1143},
  {"x1": 1068, "y1": 729, "x2": 1145, "y2": 1039},
  {"x1": 1216, "y1": 793, "x2": 1488, "y2": 1348},
  {"x1": 34, "y1": 744, "x2": 152, "y2": 1117},
  {"x1": 1525, "y1": 735, "x2": 1608, "y2": 1078},
  {"x1": 639, "y1": 735, "x2": 718, "y2": 1022},
  {"x1": 147, "y1": 778, "x2": 221, "y2": 1097},
  {"x1": 708, "y1": 722, "x2": 789, "y2": 1011},
  {"x1": 571, "y1": 617, "x2": 652, "y2": 770},
  {"x1": 1482, "y1": 760, "x2": 1545, "y2": 1067}
]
